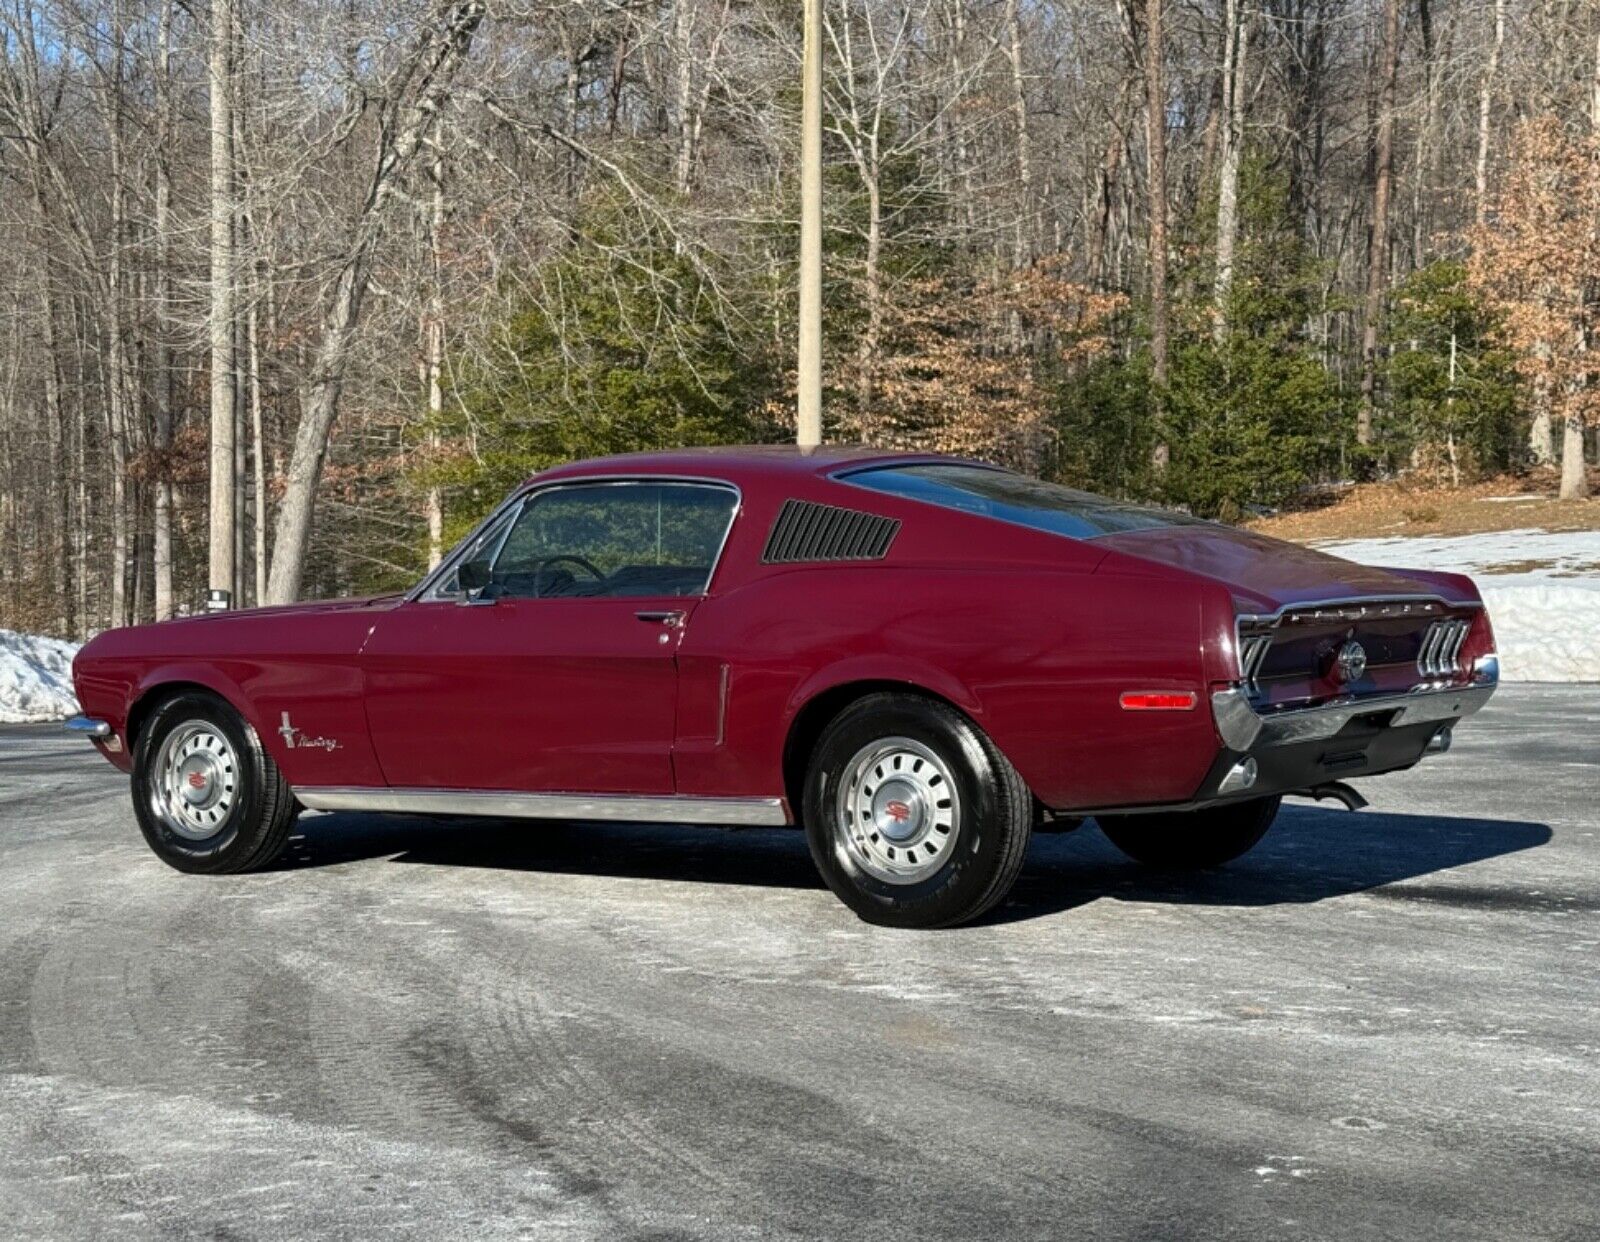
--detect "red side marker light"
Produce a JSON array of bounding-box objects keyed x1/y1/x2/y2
[{"x1": 1119, "y1": 690, "x2": 1198, "y2": 711}]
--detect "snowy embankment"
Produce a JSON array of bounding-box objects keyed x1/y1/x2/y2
[
  {"x1": 0, "y1": 629, "x2": 81, "y2": 723},
  {"x1": 1317, "y1": 529, "x2": 1600, "y2": 683}
]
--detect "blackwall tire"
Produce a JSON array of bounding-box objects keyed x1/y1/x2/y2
[
  {"x1": 1098, "y1": 796, "x2": 1280, "y2": 870},
  {"x1": 131, "y1": 691, "x2": 298, "y2": 875},
  {"x1": 802, "y1": 693, "x2": 1032, "y2": 929}
]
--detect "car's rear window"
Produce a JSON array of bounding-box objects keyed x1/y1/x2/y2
[{"x1": 840, "y1": 463, "x2": 1209, "y2": 539}]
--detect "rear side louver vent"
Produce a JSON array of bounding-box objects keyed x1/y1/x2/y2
[{"x1": 761, "y1": 499, "x2": 900, "y2": 564}]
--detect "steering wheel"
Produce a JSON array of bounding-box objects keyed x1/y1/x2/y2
[{"x1": 532, "y1": 554, "x2": 605, "y2": 596}]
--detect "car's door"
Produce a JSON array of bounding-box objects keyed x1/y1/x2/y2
[{"x1": 361, "y1": 479, "x2": 740, "y2": 794}]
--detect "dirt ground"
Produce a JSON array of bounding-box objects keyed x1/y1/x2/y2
[{"x1": 1248, "y1": 467, "x2": 1600, "y2": 543}]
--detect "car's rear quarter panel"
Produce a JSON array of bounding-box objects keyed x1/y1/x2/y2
[{"x1": 678, "y1": 563, "x2": 1225, "y2": 813}]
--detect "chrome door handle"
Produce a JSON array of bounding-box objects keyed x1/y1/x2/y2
[{"x1": 635, "y1": 609, "x2": 685, "y2": 628}]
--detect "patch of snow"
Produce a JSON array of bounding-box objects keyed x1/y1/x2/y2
[
  {"x1": 0, "y1": 630, "x2": 82, "y2": 722},
  {"x1": 1316, "y1": 530, "x2": 1600, "y2": 683}
]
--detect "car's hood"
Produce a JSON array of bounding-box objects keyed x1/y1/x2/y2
[
  {"x1": 78, "y1": 594, "x2": 405, "y2": 661},
  {"x1": 1091, "y1": 524, "x2": 1447, "y2": 612}
]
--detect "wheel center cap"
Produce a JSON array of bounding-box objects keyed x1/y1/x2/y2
[
  {"x1": 871, "y1": 779, "x2": 925, "y2": 842},
  {"x1": 177, "y1": 755, "x2": 218, "y2": 808}
]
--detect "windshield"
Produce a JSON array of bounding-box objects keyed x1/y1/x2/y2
[{"x1": 840, "y1": 463, "x2": 1210, "y2": 540}]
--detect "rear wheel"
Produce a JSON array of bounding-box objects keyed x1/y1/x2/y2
[
  {"x1": 131, "y1": 691, "x2": 298, "y2": 874},
  {"x1": 1098, "y1": 796, "x2": 1280, "y2": 870},
  {"x1": 802, "y1": 693, "x2": 1032, "y2": 928}
]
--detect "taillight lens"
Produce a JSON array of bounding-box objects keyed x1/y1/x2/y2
[{"x1": 1457, "y1": 607, "x2": 1497, "y2": 682}]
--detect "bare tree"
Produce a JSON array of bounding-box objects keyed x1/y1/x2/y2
[
  {"x1": 1211, "y1": 0, "x2": 1250, "y2": 341},
  {"x1": 265, "y1": 0, "x2": 486, "y2": 604},
  {"x1": 208, "y1": 0, "x2": 237, "y2": 602},
  {"x1": 1144, "y1": 0, "x2": 1169, "y2": 467}
]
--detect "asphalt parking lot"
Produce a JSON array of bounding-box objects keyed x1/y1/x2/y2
[{"x1": 1, "y1": 685, "x2": 1597, "y2": 1240}]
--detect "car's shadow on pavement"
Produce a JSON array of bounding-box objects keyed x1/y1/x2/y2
[{"x1": 276, "y1": 802, "x2": 1552, "y2": 923}]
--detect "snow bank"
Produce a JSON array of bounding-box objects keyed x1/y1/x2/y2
[
  {"x1": 0, "y1": 630, "x2": 82, "y2": 722},
  {"x1": 1317, "y1": 530, "x2": 1600, "y2": 683}
]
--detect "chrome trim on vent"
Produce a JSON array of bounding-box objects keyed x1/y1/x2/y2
[
  {"x1": 1418, "y1": 617, "x2": 1471, "y2": 677},
  {"x1": 1238, "y1": 634, "x2": 1272, "y2": 694},
  {"x1": 295, "y1": 786, "x2": 790, "y2": 827}
]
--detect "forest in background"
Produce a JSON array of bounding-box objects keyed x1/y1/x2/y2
[{"x1": 3, "y1": 0, "x2": 1600, "y2": 639}]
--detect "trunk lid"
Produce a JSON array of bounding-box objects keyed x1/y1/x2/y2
[
  {"x1": 1093, "y1": 523, "x2": 1484, "y2": 709},
  {"x1": 1090, "y1": 524, "x2": 1442, "y2": 612}
]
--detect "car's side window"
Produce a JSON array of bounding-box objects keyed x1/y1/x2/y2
[{"x1": 486, "y1": 482, "x2": 737, "y2": 599}]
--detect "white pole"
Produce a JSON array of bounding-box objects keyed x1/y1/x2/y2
[{"x1": 796, "y1": 0, "x2": 824, "y2": 447}]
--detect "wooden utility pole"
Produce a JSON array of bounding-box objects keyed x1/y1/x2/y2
[
  {"x1": 208, "y1": 0, "x2": 237, "y2": 605},
  {"x1": 796, "y1": 0, "x2": 823, "y2": 448},
  {"x1": 1359, "y1": 0, "x2": 1399, "y2": 449}
]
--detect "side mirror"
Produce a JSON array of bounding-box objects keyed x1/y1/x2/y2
[{"x1": 457, "y1": 558, "x2": 493, "y2": 597}]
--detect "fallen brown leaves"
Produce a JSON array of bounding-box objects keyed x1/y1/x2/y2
[{"x1": 1247, "y1": 468, "x2": 1600, "y2": 542}]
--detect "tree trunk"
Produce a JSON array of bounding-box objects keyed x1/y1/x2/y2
[
  {"x1": 1004, "y1": 0, "x2": 1033, "y2": 265},
  {"x1": 1408, "y1": 0, "x2": 1436, "y2": 270},
  {"x1": 1145, "y1": 0, "x2": 1170, "y2": 468},
  {"x1": 208, "y1": 0, "x2": 237, "y2": 603},
  {"x1": 1211, "y1": 0, "x2": 1248, "y2": 342},
  {"x1": 265, "y1": 0, "x2": 486, "y2": 604},
  {"x1": 1088, "y1": 79, "x2": 1131, "y2": 292},
  {"x1": 1473, "y1": 0, "x2": 1506, "y2": 229},
  {"x1": 673, "y1": 0, "x2": 696, "y2": 195},
  {"x1": 1560, "y1": 416, "x2": 1589, "y2": 499},
  {"x1": 233, "y1": 60, "x2": 251, "y2": 603},
  {"x1": 946, "y1": 0, "x2": 976, "y2": 236},
  {"x1": 1358, "y1": 0, "x2": 1400, "y2": 448},
  {"x1": 424, "y1": 129, "x2": 446, "y2": 569},
  {"x1": 857, "y1": 177, "x2": 883, "y2": 426},
  {"x1": 107, "y1": 41, "x2": 130, "y2": 629},
  {"x1": 153, "y1": 0, "x2": 176, "y2": 620},
  {"x1": 249, "y1": 294, "x2": 267, "y2": 602}
]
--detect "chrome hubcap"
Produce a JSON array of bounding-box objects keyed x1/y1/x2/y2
[
  {"x1": 152, "y1": 723, "x2": 239, "y2": 840},
  {"x1": 834, "y1": 737, "x2": 960, "y2": 885}
]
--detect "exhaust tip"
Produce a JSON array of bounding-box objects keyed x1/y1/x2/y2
[{"x1": 1217, "y1": 757, "x2": 1258, "y2": 795}]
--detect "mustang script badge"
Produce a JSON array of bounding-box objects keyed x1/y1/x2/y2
[{"x1": 278, "y1": 711, "x2": 341, "y2": 751}]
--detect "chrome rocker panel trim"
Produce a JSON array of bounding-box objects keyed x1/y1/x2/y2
[
  {"x1": 1211, "y1": 656, "x2": 1499, "y2": 753},
  {"x1": 64, "y1": 716, "x2": 112, "y2": 739},
  {"x1": 296, "y1": 786, "x2": 790, "y2": 827}
]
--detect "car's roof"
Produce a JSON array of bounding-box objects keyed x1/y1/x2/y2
[{"x1": 526, "y1": 445, "x2": 983, "y2": 486}]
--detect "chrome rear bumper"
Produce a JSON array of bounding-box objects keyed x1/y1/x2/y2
[
  {"x1": 64, "y1": 716, "x2": 112, "y2": 739},
  {"x1": 1211, "y1": 654, "x2": 1499, "y2": 752}
]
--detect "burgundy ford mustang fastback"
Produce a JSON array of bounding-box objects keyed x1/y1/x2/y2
[{"x1": 69, "y1": 447, "x2": 1498, "y2": 928}]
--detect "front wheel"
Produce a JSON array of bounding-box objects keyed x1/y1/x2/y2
[
  {"x1": 131, "y1": 691, "x2": 299, "y2": 874},
  {"x1": 1097, "y1": 796, "x2": 1280, "y2": 870},
  {"x1": 802, "y1": 693, "x2": 1032, "y2": 929}
]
